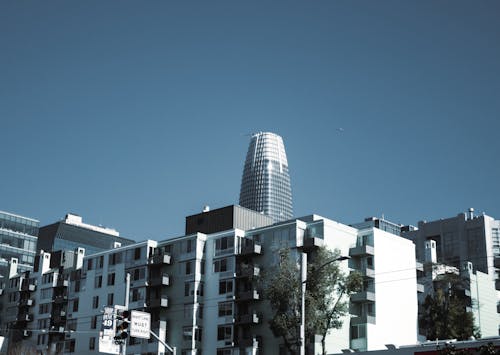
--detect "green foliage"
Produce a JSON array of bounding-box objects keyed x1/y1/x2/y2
[
  {"x1": 264, "y1": 247, "x2": 362, "y2": 355},
  {"x1": 420, "y1": 273, "x2": 476, "y2": 341},
  {"x1": 306, "y1": 248, "x2": 362, "y2": 355},
  {"x1": 265, "y1": 249, "x2": 302, "y2": 355}
]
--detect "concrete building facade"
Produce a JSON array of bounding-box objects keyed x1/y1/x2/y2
[{"x1": 0, "y1": 206, "x2": 421, "y2": 354}]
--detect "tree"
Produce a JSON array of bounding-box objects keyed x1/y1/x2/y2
[
  {"x1": 264, "y1": 247, "x2": 362, "y2": 355},
  {"x1": 420, "y1": 273, "x2": 476, "y2": 341},
  {"x1": 306, "y1": 247, "x2": 362, "y2": 355},
  {"x1": 265, "y1": 249, "x2": 302, "y2": 355}
]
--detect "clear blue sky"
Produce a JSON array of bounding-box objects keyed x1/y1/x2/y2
[{"x1": 1, "y1": 1, "x2": 499, "y2": 241}]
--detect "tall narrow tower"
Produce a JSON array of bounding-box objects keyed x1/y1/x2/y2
[{"x1": 239, "y1": 132, "x2": 293, "y2": 222}]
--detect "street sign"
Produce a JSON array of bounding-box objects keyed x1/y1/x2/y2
[
  {"x1": 99, "y1": 307, "x2": 120, "y2": 354},
  {"x1": 130, "y1": 310, "x2": 151, "y2": 339}
]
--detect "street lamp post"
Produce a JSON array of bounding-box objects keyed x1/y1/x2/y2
[{"x1": 300, "y1": 253, "x2": 350, "y2": 355}]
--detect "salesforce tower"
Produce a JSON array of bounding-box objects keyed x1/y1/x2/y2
[{"x1": 239, "y1": 132, "x2": 293, "y2": 223}]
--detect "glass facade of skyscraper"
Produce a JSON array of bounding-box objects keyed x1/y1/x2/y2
[
  {"x1": 0, "y1": 210, "x2": 39, "y2": 277},
  {"x1": 239, "y1": 132, "x2": 293, "y2": 222}
]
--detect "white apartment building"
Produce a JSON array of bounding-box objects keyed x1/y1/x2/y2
[{"x1": 0, "y1": 207, "x2": 421, "y2": 354}]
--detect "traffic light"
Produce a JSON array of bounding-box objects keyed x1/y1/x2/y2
[{"x1": 114, "y1": 309, "x2": 130, "y2": 344}]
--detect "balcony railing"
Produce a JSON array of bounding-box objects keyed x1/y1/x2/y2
[
  {"x1": 149, "y1": 274, "x2": 170, "y2": 287},
  {"x1": 350, "y1": 291, "x2": 375, "y2": 303},
  {"x1": 54, "y1": 279, "x2": 69, "y2": 288},
  {"x1": 349, "y1": 245, "x2": 375, "y2": 257},
  {"x1": 21, "y1": 283, "x2": 36, "y2": 292},
  {"x1": 236, "y1": 312, "x2": 260, "y2": 325},
  {"x1": 239, "y1": 241, "x2": 262, "y2": 256},
  {"x1": 236, "y1": 290, "x2": 260, "y2": 302},
  {"x1": 147, "y1": 297, "x2": 169, "y2": 308},
  {"x1": 18, "y1": 298, "x2": 34, "y2": 307},
  {"x1": 149, "y1": 254, "x2": 172, "y2": 266},
  {"x1": 302, "y1": 237, "x2": 324, "y2": 250},
  {"x1": 53, "y1": 294, "x2": 69, "y2": 304},
  {"x1": 235, "y1": 336, "x2": 261, "y2": 349},
  {"x1": 236, "y1": 265, "x2": 260, "y2": 278}
]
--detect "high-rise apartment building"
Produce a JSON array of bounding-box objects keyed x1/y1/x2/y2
[
  {"x1": 239, "y1": 132, "x2": 293, "y2": 223},
  {"x1": 402, "y1": 208, "x2": 500, "y2": 337},
  {"x1": 37, "y1": 213, "x2": 135, "y2": 255},
  {"x1": 0, "y1": 210, "x2": 39, "y2": 278}
]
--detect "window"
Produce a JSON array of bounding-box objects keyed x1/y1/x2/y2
[
  {"x1": 97, "y1": 255, "x2": 104, "y2": 269},
  {"x1": 39, "y1": 303, "x2": 51, "y2": 314},
  {"x1": 74, "y1": 279, "x2": 80, "y2": 292},
  {"x1": 91, "y1": 315, "x2": 97, "y2": 329},
  {"x1": 132, "y1": 268, "x2": 145, "y2": 281},
  {"x1": 185, "y1": 261, "x2": 193, "y2": 275},
  {"x1": 107, "y1": 273, "x2": 115, "y2": 286},
  {"x1": 37, "y1": 334, "x2": 47, "y2": 345},
  {"x1": 214, "y1": 258, "x2": 228, "y2": 272},
  {"x1": 65, "y1": 339, "x2": 75, "y2": 353},
  {"x1": 92, "y1": 296, "x2": 99, "y2": 309},
  {"x1": 37, "y1": 318, "x2": 49, "y2": 329},
  {"x1": 351, "y1": 324, "x2": 366, "y2": 339},
  {"x1": 215, "y1": 237, "x2": 234, "y2": 252},
  {"x1": 183, "y1": 326, "x2": 193, "y2": 341},
  {"x1": 134, "y1": 247, "x2": 141, "y2": 260},
  {"x1": 72, "y1": 298, "x2": 79, "y2": 312},
  {"x1": 217, "y1": 325, "x2": 232, "y2": 341},
  {"x1": 94, "y1": 275, "x2": 102, "y2": 288},
  {"x1": 89, "y1": 337, "x2": 96, "y2": 350},
  {"x1": 218, "y1": 302, "x2": 232, "y2": 317},
  {"x1": 217, "y1": 349, "x2": 232, "y2": 355},
  {"x1": 109, "y1": 252, "x2": 122, "y2": 265},
  {"x1": 187, "y1": 239, "x2": 193, "y2": 253},
  {"x1": 87, "y1": 258, "x2": 93, "y2": 271},
  {"x1": 107, "y1": 293, "x2": 114, "y2": 306},
  {"x1": 40, "y1": 288, "x2": 52, "y2": 299},
  {"x1": 219, "y1": 280, "x2": 233, "y2": 294}
]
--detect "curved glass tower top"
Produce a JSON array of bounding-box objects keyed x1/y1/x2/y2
[{"x1": 239, "y1": 132, "x2": 293, "y2": 223}]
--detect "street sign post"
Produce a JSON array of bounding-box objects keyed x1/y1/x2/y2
[{"x1": 130, "y1": 310, "x2": 151, "y2": 339}]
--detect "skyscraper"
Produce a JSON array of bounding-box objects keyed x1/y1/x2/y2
[{"x1": 239, "y1": 131, "x2": 293, "y2": 222}]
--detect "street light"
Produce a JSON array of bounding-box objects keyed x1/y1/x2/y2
[{"x1": 300, "y1": 254, "x2": 351, "y2": 355}]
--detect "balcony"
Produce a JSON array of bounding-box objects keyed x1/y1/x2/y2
[
  {"x1": 17, "y1": 313, "x2": 34, "y2": 322},
  {"x1": 18, "y1": 298, "x2": 34, "y2": 307},
  {"x1": 239, "y1": 241, "x2": 262, "y2": 256},
  {"x1": 350, "y1": 291, "x2": 375, "y2": 303},
  {"x1": 235, "y1": 336, "x2": 261, "y2": 349},
  {"x1": 417, "y1": 283, "x2": 425, "y2": 293},
  {"x1": 236, "y1": 290, "x2": 260, "y2": 302},
  {"x1": 21, "y1": 283, "x2": 36, "y2": 292},
  {"x1": 149, "y1": 254, "x2": 172, "y2": 266},
  {"x1": 50, "y1": 326, "x2": 65, "y2": 333},
  {"x1": 361, "y1": 267, "x2": 375, "y2": 278},
  {"x1": 236, "y1": 265, "x2": 260, "y2": 278},
  {"x1": 148, "y1": 297, "x2": 169, "y2": 308},
  {"x1": 302, "y1": 237, "x2": 324, "y2": 251},
  {"x1": 54, "y1": 279, "x2": 69, "y2": 288},
  {"x1": 53, "y1": 295, "x2": 68, "y2": 304},
  {"x1": 236, "y1": 312, "x2": 260, "y2": 325},
  {"x1": 351, "y1": 314, "x2": 376, "y2": 325},
  {"x1": 149, "y1": 274, "x2": 170, "y2": 287},
  {"x1": 51, "y1": 314, "x2": 66, "y2": 325},
  {"x1": 349, "y1": 245, "x2": 375, "y2": 257}
]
